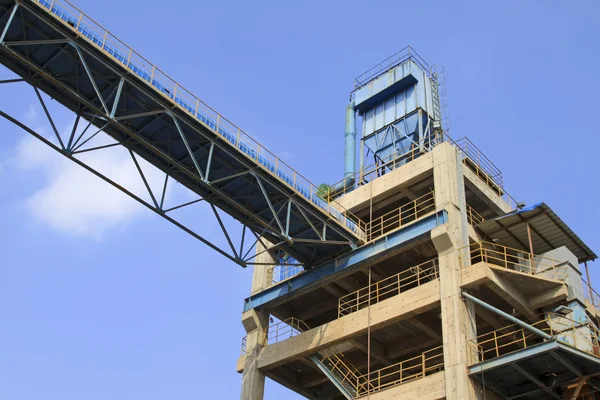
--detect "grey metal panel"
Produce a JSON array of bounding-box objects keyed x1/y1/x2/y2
[{"x1": 476, "y1": 203, "x2": 597, "y2": 262}]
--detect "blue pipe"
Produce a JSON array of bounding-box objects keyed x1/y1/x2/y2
[
  {"x1": 327, "y1": 100, "x2": 356, "y2": 196},
  {"x1": 344, "y1": 99, "x2": 356, "y2": 183}
]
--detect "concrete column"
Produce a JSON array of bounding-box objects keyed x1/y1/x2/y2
[
  {"x1": 251, "y1": 240, "x2": 275, "y2": 295},
  {"x1": 241, "y1": 309, "x2": 268, "y2": 400},
  {"x1": 431, "y1": 143, "x2": 478, "y2": 400},
  {"x1": 240, "y1": 239, "x2": 276, "y2": 400}
]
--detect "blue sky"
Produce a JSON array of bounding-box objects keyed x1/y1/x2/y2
[{"x1": 0, "y1": 0, "x2": 599, "y2": 399}]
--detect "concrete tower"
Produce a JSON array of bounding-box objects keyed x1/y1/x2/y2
[{"x1": 238, "y1": 49, "x2": 599, "y2": 400}]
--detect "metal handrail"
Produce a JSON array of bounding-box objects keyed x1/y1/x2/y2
[
  {"x1": 240, "y1": 317, "x2": 310, "y2": 355},
  {"x1": 461, "y1": 241, "x2": 568, "y2": 281},
  {"x1": 263, "y1": 317, "x2": 310, "y2": 346},
  {"x1": 329, "y1": 129, "x2": 518, "y2": 212},
  {"x1": 466, "y1": 204, "x2": 486, "y2": 227},
  {"x1": 470, "y1": 313, "x2": 600, "y2": 363},
  {"x1": 454, "y1": 137, "x2": 503, "y2": 187},
  {"x1": 438, "y1": 133, "x2": 519, "y2": 210},
  {"x1": 354, "y1": 46, "x2": 431, "y2": 89},
  {"x1": 317, "y1": 352, "x2": 361, "y2": 394},
  {"x1": 356, "y1": 346, "x2": 444, "y2": 395},
  {"x1": 582, "y1": 277, "x2": 600, "y2": 309},
  {"x1": 366, "y1": 191, "x2": 436, "y2": 241},
  {"x1": 328, "y1": 130, "x2": 443, "y2": 199},
  {"x1": 338, "y1": 258, "x2": 439, "y2": 317},
  {"x1": 31, "y1": 0, "x2": 367, "y2": 240}
]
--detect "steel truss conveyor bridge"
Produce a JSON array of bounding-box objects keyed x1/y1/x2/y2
[{"x1": 0, "y1": 0, "x2": 367, "y2": 268}]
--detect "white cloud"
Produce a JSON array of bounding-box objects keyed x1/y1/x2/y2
[{"x1": 12, "y1": 108, "x2": 174, "y2": 240}]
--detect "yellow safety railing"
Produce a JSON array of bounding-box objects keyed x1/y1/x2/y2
[
  {"x1": 582, "y1": 277, "x2": 600, "y2": 309},
  {"x1": 338, "y1": 258, "x2": 439, "y2": 317},
  {"x1": 469, "y1": 313, "x2": 600, "y2": 363},
  {"x1": 32, "y1": 0, "x2": 367, "y2": 240},
  {"x1": 327, "y1": 130, "x2": 518, "y2": 212},
  {"x1": 435, "y1": 132, "x2": 518, "y2": 210},
  {"x1": 462, "y1": 241, "x2": 568, "y2": 281},
  {"x1": 240, "y1": 317, "x2": 309, "y2": 356},
  {"x1": 317, "y1": 352, "x2": 362, "y2": 394},
  {"x1": 264, "y1": 317, "x2": 310, "y2": 346},
  {"x1": 366, "y1": 191, "x2": 436, "y2": 241},
  {"x1": 315, "y1": 345, "x2": 444, "y2": 396},
  {"x1": 454, "y1": 137, "x2": 503, "y2": 192},
  {"x1": 466, "y1": 204, "x2": 485, "y2": 227},
  {"x1": 329, "y1": 131, "x2": 444, "y2": 198},
  {"x1": 356, "y1": 346, "x2": 444, "y2": 395}
]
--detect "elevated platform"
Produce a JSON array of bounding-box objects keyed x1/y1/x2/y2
[
  {"x1": 0, "y1": 0, "x2": 365, "y2": 267},
  {"x1": 243, "y1": 210, "x2": 447, "y2": 312},
  {"x1": 470, "y1": 340, "x2": 600, "y2": 399}
]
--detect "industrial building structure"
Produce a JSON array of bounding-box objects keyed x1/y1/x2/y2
[
  {"x1": 237, "y1": 52, "x2": 600, "y2": 399},
  {"x1": 0, "y1": 1, "x2": 598, "y2": 400}
]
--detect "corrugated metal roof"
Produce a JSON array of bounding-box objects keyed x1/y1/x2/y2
[{"x1": 476, "y1": 202, "x2": 597, "y2": 263}]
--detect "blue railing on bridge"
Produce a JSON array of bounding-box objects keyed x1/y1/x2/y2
[{"x1": 33, "y1": 0, "x2": 362, "y2": 237}]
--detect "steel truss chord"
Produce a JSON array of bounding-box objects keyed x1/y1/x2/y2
[
  {"x1": 0, "y1": 103, "x2": 251, "y2": 267},
  {"x1": 0, "y1": 1, "x2": 362, "y2": 268}
]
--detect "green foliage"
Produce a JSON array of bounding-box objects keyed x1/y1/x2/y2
[{"x1": 316, "y1": 183, "x2": 332, "y2": 201}]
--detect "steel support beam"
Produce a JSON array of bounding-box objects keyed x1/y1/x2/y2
[
  {"x1": 510, "y1": 362, "x2": 561, "y2": 400},
  {"x1": 461, "y1": 292, "x2": 552, "y2": 340},
  {"x1": 244, "y1": 211, "x2": 447, "y2": 311}
]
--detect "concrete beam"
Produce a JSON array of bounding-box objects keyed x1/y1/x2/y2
[
  {"x1": 256, "y1": 280, "x2": 441, "y2": 370},
  {"x1": 530, "y1": 285, "x2": 569, "y2": 309},
  {"x1": 350, "y1": 337, "x2": 390, "y2": 366},
  {"x1": 264, "y1": 369, "x2": 319, "y2": 400},
  {"x1": 406, "y1": 317, "x2": 442, "y2": 341},
  {"x1": 485, "y1": 268, "x2": 536, "y2": 319},
  {"x1": 387, "y1": 338, "x2": 439, "y2": 359},
  {"x1": 295, "y1": 298, "x2": 339, "y2": 321},
  {"x1": 360, "y1": 266, "x2": 386, "y2": 283},
  {"x1": 355, "y1": 371, "x2": 445, "y2": 400},
  {"x1": 463, "y1": 263, "x2": 568, "y2": 318},
  {"x1": 323, "y1": 283, "x2": 348, "y2": 299},
  {"x1": 335, "y1": 151, "x2": 434, "y2": 213},
  {"x1": 474, "y1": 306, "x2": 506, "y2": 330},
  {"x1": 463, "y1": 167, "x2": 512, "y2": 215}
]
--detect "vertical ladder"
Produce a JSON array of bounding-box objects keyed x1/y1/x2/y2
[{"x1": 431, "y1": 75, "x2": 442, "y2": 122}]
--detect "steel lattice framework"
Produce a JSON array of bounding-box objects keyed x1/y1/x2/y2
[{"x1": 0, "y1": 0, "x2": 366, "y2": 268}]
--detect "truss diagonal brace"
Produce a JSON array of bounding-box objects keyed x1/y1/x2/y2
[
  {"x1": 253, "y1": 172, "x2": 285, "y2": 236},
  {"x1": 170, "y1": 113, "x2": 205, "y2": 181},
  {"x1": 0, "y1": 3, "x2": 18, "y2": 43},
  {"x1": 73, "y1": 43, "x2": 110, "y2": 115},
  {"x1": 210, "y1": 203, "x2": 239, "y2": 261},
  {"x1": 109, "y1": 77, "x2": 125, "y2": 118},
  {"x1": 0, "y1": 109, "x2": 245, "y2": 268}
]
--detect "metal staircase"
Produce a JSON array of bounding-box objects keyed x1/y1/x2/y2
[{"x1": 309, "y1": 352, "x2": 360, "y2": 399}]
